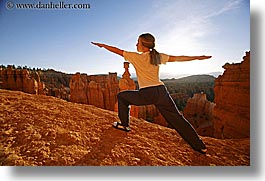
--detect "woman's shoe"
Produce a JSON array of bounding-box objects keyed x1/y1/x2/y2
[
  {"x1": 196, "y1": 148, "x2": 207, "y2": 154},
  {"x1": 113, "y1": 122, "x2": 131, "y2": 132}
]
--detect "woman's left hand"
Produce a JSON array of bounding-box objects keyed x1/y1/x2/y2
[{"x1": 197, "y1": 55, "x2": 212, "y2": 60}]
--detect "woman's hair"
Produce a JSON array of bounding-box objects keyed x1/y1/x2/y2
[{"x1": 139, "y1": 33, "x2": 161, "y2": 66}]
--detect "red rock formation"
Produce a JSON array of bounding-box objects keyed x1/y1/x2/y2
[
  {"x1": 119, "y1": 62, "x2": 136, "y2": 91},
  {"x1": 31, "y1": 71, "x2": 46, "y2": 95},
  {"x1": 87, "y1": 73, "x2": 119, "y2": 111},
  {"x1": 50, "y1": 86, "x2": 70, "y2": 101},
  {"x1": 0, "y1": 66, "x2": 46, "y2": 95},
  {"x1": 213, "y1": 51, "x2": 250, "y2": 139},
  {"x1": 69, "y1": 72, "x2": 119, "y2": 111},
  {"x1": 138, "y1": 104, "x2": 168, "y2": 127},
  {"x1": 69, "y1": 73, "x2": 88, "y2": 104},
  {"x1": 184, "y1": 92, "x2": 215, "y2": 137},
  {"x1": 87, "y1": 80, "x2": 104, "y2": 108}
]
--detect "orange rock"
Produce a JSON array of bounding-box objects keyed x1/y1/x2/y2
[
  {"x1": 183, "y1": 92, "x2": 215, "y2": 137},
  {"x1": 213, "y1": 51, "x2": 250, "y2": 139},
  {"x1": 70, "y1": 72, "x2": 119, "y2": 111},
  {"x1": 69, "y1": 73, "x2": 88, "y2": 104},
  {"x1": 0, "y1": 66, "x2": 44, "y2": 95}
]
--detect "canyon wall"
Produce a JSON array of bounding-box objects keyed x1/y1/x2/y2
[
  {"x1": 69, "y1": 72, "x2": 119, "y2": 111},
  {"x1": 183, "y1": 93, "x2": 215, "y2": 137},
  {"x1": 0, "y1": 65, "x2": 46, "y2": 95},
  {"x1": 213, "y1": 51, "x2": 250, "y2": 139}
]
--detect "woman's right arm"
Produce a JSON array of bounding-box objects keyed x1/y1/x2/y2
[{"x1": 91, "y1": 42, "x2": 124, "y2": 57}]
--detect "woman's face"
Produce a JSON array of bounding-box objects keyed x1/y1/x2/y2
[{"x1": 136, "y1": 37, "x2": 148, "y2": 52}]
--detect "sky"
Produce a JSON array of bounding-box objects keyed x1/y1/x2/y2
[{"x1": 0, "y1": 0, "x2": 250, "y2": 78}]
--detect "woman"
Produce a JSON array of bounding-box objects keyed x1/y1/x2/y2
[{"x1": 91, "y1": 33, "x2": 211, "y2": 154}]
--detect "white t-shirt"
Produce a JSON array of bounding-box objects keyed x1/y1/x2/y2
[{"x1": 123, "y1": 51, "x2": 170, "y2": 89}]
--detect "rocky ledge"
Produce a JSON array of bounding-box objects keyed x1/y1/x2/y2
[{"x1": 0, "y1": 89, "x2": 249, "y2": 166}]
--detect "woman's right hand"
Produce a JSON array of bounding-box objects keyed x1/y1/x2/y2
[{"x1": 91, "y1": 42, "x2": 104, "y2": 48}]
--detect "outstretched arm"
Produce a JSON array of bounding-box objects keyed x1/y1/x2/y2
[
  {"x1": 168, "y1": 55, "x2": 212, "y2": 62},
  {"x1": 91, "y1": 42, "x2": 124, "y2": 57}
]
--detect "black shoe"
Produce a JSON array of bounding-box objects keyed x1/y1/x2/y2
[
  {"x1": 112, "y1": 122, "x2": 131, "y2": 132},
  {"x1": 196, "y1": 148, "x2": 207, "y2": 154}
]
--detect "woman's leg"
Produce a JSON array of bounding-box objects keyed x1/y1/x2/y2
[
  {"x1": 117, "y1": 90, "x2": 152, "y2": 127},
  {"x1": 117, "y1": 87, "x2": 160, "y2": 127},
  {"x1": 155, "y1": 86, "x2": 206, "y2": 151}
]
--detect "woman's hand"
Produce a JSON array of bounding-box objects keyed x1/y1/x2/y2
[
  {"x1": 91, "y1": 42, "x2": 104, "y2": 48},
  {"x1": 91, "y1": 42, "x2": 124, "y2": 57},
  {"x1": 197, "y1": 55, "x2": 212, "y2": 60}
]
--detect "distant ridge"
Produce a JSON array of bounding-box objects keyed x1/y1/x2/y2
[
  {"x1": 162, "y1": 74, "x2": 216, "y2": 83},
  {"x1": 121, "y1": 73, "x2": 220, "y2": 81},
  {"x1": 208, "y1": 71, "x2": 223, "y2": 78}
]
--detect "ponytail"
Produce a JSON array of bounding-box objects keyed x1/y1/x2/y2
[
  {"x1": 150, "y1": 49, "x2": 161, "y2": 66},
  {"x1": 139, "y1": 33, "x2": 161, "y2": 66}
]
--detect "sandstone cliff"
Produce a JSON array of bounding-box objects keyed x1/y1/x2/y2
[
  {"x1": 213, "y1": 51, "x2": 250, "y2": 139},
  {"x1": 38, "y1": 69, "x2": 72, "y2": 100},
  {"x1": 0, "y1": 66, "x2": 72, "y2": 100},
  {"x1": 184, "y1": 93, "x2": 215, "y2": 137},
  {"x1": 0, "y1": 66, "x2": 46, "y2": 95},
  {"x1": 0, "y1": 89, "x2": 249, "y2": 166},
  {"x1": 69, "y1": 72, "x2": 119, "y2": 111}
]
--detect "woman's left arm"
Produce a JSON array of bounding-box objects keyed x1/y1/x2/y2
[
  {"x1": 91, "y1": 42, "x2": 124, "y2": 57},
  {"x1": 168, "y1": 55, "x2": 212, "y2": 62}
]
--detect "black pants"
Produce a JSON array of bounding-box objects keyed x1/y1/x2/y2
[{"x1": 117, "y1": 85, "x2": 206, "y2": 150}]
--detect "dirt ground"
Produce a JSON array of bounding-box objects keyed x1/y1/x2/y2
[{"x1": 0, "y1": 89, "x2": 250, "y2": 166}]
